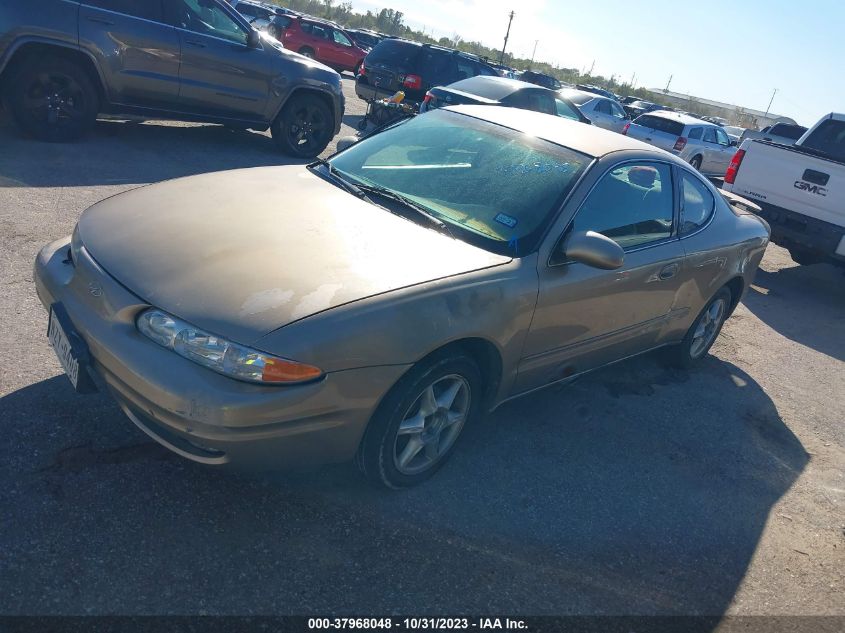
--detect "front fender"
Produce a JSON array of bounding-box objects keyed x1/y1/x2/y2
[{"x1": 254, "y1": 258, "x2": 539, "y2": 404}]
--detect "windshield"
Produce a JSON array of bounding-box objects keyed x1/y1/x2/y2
[{"x1": 329, "y1": 109, "x2": 590, "y2": 255}]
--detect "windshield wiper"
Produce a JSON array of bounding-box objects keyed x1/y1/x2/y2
[
  {"x1": 307, "y1": 159, "x2": 371, "y2": 201},
  {"x1": 350, "y1": 183, "x2": 456, "y2": 239}
]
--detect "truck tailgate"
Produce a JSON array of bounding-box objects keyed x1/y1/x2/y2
[{"x1": 730, "y1": 140, "x2": 844, "y2": 228}]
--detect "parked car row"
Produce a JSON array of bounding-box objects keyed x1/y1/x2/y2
[
  {"x1": 355, "y1": 39, "x2": 498, "y2": 104},
  {"x1": 418, "y1": 76, "x2": 590, "y2": 126}
]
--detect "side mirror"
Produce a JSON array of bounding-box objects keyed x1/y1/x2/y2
[
  {"x1": 247, "y1": 30, "x2": 261, "y2": 49},
  {"x1": 730, "y1": 140, "x2": 738, "y2": 147},
  {"x1": 563, "y1": 230, "x2": 624, "y2": 270},
  {"x1": 335, "y1": 136, "x2": 360, "y2": 152}
]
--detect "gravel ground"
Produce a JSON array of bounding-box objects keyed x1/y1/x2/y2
[{"x1": 0, "y1": 77, "x2": 843, "y2": 617}]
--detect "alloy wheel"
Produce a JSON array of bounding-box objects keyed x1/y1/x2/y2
[
  {"x1": 287, "y1": 104, "x2": 328, "y2": 154},
  {"x1": 393, "y1": 374, "x2": 471, "y2": 475},
  {"x1": 690, "y1": 297, "x2": 726, "y2": 358},
  {"x1": 22, "y1": 71, "x2": 87, "y2": 130}
]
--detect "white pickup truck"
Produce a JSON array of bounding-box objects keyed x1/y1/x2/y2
[{"x1": 722, "y1": 113, "x2": 845, "y2": 267}]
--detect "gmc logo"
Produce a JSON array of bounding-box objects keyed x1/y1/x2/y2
[{"x1": 794, "y1": 181, "x2": 828, "y2": 196}]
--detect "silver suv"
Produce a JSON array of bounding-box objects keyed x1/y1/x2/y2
[{"x1": 624, "y1": 111, "x2": 737, "y2": 176}]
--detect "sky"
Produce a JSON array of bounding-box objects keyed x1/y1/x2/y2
[{"x1": 350, "y1": 0, "x2": 843, "y2": 126}]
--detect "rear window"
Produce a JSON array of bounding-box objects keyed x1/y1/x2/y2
[
  {"x1": 769, "y1": 124, "x2": 808, "y2": 141},
  {"x1": 366, "y1": 40, "x2": 420, "y2": 67},
  {"x1": 800, "y1": 119, "x2": 845, "y2": 162},
  {"x1": 635, "y1": 115, "x2": 684, "y2": 136}
]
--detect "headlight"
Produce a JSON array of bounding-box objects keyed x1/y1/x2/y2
[{"x1": 137, "y1": 309, "x2": 323, "y2": 385}]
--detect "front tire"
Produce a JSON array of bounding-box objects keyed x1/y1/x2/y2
[
  {"x1": 298, "y1": 47, "x2": 315, "y2": 59},
  {"x1": 665, "y1": 287, "x2": 732, "y2": 368},
  {"x1": 357, "y1": 353, "x2": 482, "y2": 489},
  {"x1": 10, "y1": 56, "x2": 98, "y2": 142},
  {"x1": 271, "y1": 93, "x2": 334, "y2": 158}
]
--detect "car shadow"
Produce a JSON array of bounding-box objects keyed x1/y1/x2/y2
[
  {"x1": 0, "y1": 352, "x2": 806, "y2": 616},
  {"x1": 0, "y1": 116, "x2": 308, "y2": 188},
  {"x1": 744, "y1": 258, "x2": 845, "y2": 362}
]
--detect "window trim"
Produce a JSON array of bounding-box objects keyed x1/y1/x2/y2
[
  {"x1": 547, "y1": 158, "x2": 680, "y2": 268},
  {"x1": 81, "y1": 0, "x2": 166, "y2": 24}
]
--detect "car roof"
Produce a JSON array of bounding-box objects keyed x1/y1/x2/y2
[
  {"x1": 637, "y1": 110, "x2": 715, "y2": 127},
  {"x1": 558, "y1": 88, "x2": 606, "y2": 105},
  {"x1": 439, "y1": 76, "x2": 551, "y2": 100},
  {"x1": 444, "y1": 105, "x2": 661, "y2": 158}
]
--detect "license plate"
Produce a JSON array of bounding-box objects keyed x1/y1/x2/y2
[{"x1": 48, "y1": 304, "x2": 95, "y2": 393}]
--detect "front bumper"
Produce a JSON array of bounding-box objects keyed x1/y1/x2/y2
[{"x1": 34, "y1": 237, "x2": 409, "y2": 470}]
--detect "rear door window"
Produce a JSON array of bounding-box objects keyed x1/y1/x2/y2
[
  {"x1": 688, "y1": 127, "x2": 703, "y2": 140},
  {"x1": 703, "y1": 127, "x2": 718, "y2": 144},
  {"x1": 594, "y1": 100, "x2": 612, "y2": 115}
]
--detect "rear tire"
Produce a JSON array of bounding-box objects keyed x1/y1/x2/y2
[
  {"x1": 357, "y1": 352, "x2": 482, "y2": 489},
  {"x1": 10, "y1": 56, "x2": 98, "y2": 142},
  {"x1": 689, "y1": 155, "x2": 703, "y2": 171},
  {"x1": 271, "y1": 93, "x2": 334, "y2": 158},
  {"x1": 664, "y1": 287, "x2": 732, "y2": 368}
]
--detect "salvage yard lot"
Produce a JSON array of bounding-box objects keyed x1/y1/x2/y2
[{"x1": 0, "y1": 77, "x2": 843, "y2": 616}]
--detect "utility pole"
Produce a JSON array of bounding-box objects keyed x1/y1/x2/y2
[
  {"x1": 499, "y1": 11, "x2": 514, "y2": 65},
  {"x1": 629, "y1": 72, "x2": 636, "y2": 88},
  {"x1": 664, "y1": 74, "x2": 673, "y2": 93},
  {"x1": 588, "y1": 60, "x2": 595, "y2": 76},
  {"x1": 764, "y1": 88, "x2": 778, "y2": 117},
  {"x1": 530, "y1": 39, "x2": 539, "y2": 65}
]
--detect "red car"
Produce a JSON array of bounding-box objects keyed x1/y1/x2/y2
[{"x1": 279, "y1": 17, "x2": 367, "y2": 75}]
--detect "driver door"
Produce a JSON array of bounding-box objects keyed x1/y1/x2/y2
[
  {"x1": 164, "y1": 0, "x2": 269, "y2": 120},
  {"x1": 515, "y1": 161, "x2": 687, "y2": 393}
]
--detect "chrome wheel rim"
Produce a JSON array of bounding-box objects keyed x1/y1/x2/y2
[
  {"x1": 690, "y1": 298, "x2": 726, "y2": 358},
  {"x1": 393, "y1": 374, "x2": 471, "y2": 476}
]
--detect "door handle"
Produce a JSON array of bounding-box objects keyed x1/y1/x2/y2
[
  {"x1": 185, "y1": 40, "x2": 207, "y2": 48},
  {"x1": 658, "y1": 263, "x2": 680, "y2": 280},
  {"x1": 87, "y1": 16, "x2": 114, "y2": 26}
]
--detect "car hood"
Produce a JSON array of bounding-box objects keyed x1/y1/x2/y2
[{"x1": 78, "y1": 166, "x2": 510, "y2": 344}]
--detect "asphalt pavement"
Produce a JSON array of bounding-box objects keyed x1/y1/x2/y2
[{"x1": 0, "y1": 77, "x2": 843, "y2": 617}]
